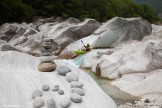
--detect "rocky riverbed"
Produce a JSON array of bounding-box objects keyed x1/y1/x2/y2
[{"x1": 0, "y1": 17, "x2": 162, "y2": 108}]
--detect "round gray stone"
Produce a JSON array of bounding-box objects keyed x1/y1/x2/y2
[
  {"x1": 32, "y1": 90, "x2": 43, "y2": 99},
  {"x1": 60, "y1": 97, "x2": 71, "y2": 108},
  {"x1": 42, "y1": 84, "x2": 50, "y2": 91},
  {"x1": 70, "y1": 93, "x2": 82, "y2": 103},
  {"x1": 70, "y1": 81, "x2": 83, "y2": 88},
  {"x1": 58, "y1": 90, "x2": 64, "y2": 95},
  {"x1": 71, "y1": 88, "x2": 85, "y2": 96},
  {"x1": 33, "y1": 97, "x2": 45, "y2": 108},
  {"x1": 57, "y1": 65, "x2": 71, "y2": 76},
  {"x1": 66, "y1": 72, "x2": 79, "y2": 82},
  {"x1": 52, "y1": 85, "x2": 59, "y2": 91},
  {"x1": 47, "y1": 98, "x2": 56, "y2": 108}
]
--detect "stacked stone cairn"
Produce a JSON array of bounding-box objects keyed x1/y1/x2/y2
[{"x1": 38, "y1": 38, "x2": 56, "y2": 72}]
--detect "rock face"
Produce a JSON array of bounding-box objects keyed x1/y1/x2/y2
[
  {"x1": 60, "y1": 17, "x2": 152, "y2": 59},
  {"x1": 0, "y1": 51, "x2": 117, "y2": 108},
  {"x1": 80, "y1": 30, "x2": 162, "y2": 104},
  {"x1": 0, "y1": 17, "x2": 101, "y2": 55}
]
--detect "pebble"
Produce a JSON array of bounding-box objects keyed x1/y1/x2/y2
[
  {"x1": 57, "y1": 65, "x2": 71, "y2": 76},
  {"x1": 60, "y1": 97, "x2": 71, "y2": 108},
  {"x1": 32, "y1": 90, "x2": 43, "y2": 99},
  {"x1": 70, "y1": 93, "x2": 82, "y2": 103},
  {"x1": 52, "y1": 85, "x2": 59, "y2": 91},
  {"x1": 42, "y1": 84, "x2": 50, "y2": 91},
  {"x1": 66, "y1": 72, "x2": 79, "y2": 82},
  {"x1": 58, "y1": 89, "x2": 64, "y2": 95},
  {"x1": 42, "y1": 52, "x2": 53, "y2": 56},
  {"x1": 33, "y1": 97, "x2": 45, "y2": 108},
  {"x1": 47, "y1": 98, "x2": 56, "y2": 108},
  {"x1": 70, "y1": 81, "x2": 83, "y2": 88},
  {"x1": 71, "y1": 88, "x2": 85, "y2": 96}
]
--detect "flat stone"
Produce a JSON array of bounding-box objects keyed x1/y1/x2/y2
[
  {"x1": 71, "y1": 88, "x2": 85, "y2": 96},
  {"x1": 41, "y1": 48, "x2": 53, "y2": 52},
  {"x1": 42, "y1": 84, "x2": 50, "y2": 91},
  {"x1": 57, "y1": 65, "x2": 71, "y2": 76},
  {"x1": 47, "y1": 98, "x2": 56, "y2": 108},
  {"x1": 39, "y1": 56, "x2": 55, "y2": 62},
  {"x1": 42, "y1": 52, "x2": 53, "y2": 56},
  {"x1": 43, "y1": 45, "x2": 52, "y2": 49},
  {"x1": 44, "y1": 38, "x2": 51, "y2": 42},
  {"x1": 70, "y1": 81, "x2": 83, "y2": 88},
  {"x1": 32, "y1": 90, "x2": 43, "y2": 99},
  {"x1": 52, "y1": 85, "x2": 59, "y2": 91},
  {"x1": 66, "y1": 72, "x2": 79, "y2": 82},
  {"x1": 70, "y1": 93, "x2": 82, "y2": 103},
  {"x1": 38, "y1": 62, "x2": 56, "y2": 72},
  {"x1": 33, "y1": 97, "x2": 45, "y2": 108},
  {"x1": 58, "y1": 89, "x2": 64, "y2": 95},
  {"x1": 60, "y1": 97, "x2": 71, "y2": 108}
]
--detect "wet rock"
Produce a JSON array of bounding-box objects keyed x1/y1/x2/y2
[
  {"x1": 60, "y1": 97, "x2": 71, "y2": 108},
  {"x1": 32, "y1": 90, "x2": 43, "y2": 99},
  {"x1": 71, "y1": 88, "x2": 85, "y2": 96},
  {"x1": 66, "y1": 72, "x2": 79, "y2": 82},
  {"x1": 47, "y1": 98, "x2": 56, "y2": 108},
  {"x1": 70, "y1": 93, "x2": 82, "y2": 103},
  {"x1": 58, "y1": 89, "x2": 64, "y2": 95},
  {"x1": 57, "y1": 65, "x2": 71, "y2": 76},
  {"x1": 42, "y1": 84, "x2": 50, "y2": 91},
  {"x1": 52, "y1": 85, "x2": 59, "y2": 91},
  {"x1": 70, "y1": 81, "x2": 83, "y2": 88},
  {"x1": 38, "y1": 62, "x2": 56, "y2": 72},
  {"x1": 33, "y1": 97, "x2": 45, "y2": 108}
]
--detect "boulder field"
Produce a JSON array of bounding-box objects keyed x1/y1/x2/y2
[{"x1": 1, "y1": 17, "x2": 162, "y2": 108}]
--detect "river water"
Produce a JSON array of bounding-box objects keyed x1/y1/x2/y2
[{"x1": 63, "y1": 50, "x2": 140, "y2": 105}]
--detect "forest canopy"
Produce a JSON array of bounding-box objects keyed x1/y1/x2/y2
[{"x1": 0, "y1": 0, "x2": 160, "y2": 24}]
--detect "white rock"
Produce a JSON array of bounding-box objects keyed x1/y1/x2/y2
[
  {"x1": 32, "y1": 90, "x2": 43, "y2": 99},
  {"x1": 39, "y1": 56, "x2": 55, "y2": 62},
  {"x1": 0, "y1": 51, "x2": 117, "y2": 108},
  {"x1": 58, "y1": 89, "x2": 64, "y2": 95},
  {"x1": 57, "y1": 65, "x2": 71, "y2": 76},
  {"x1": 33, "y1": 97, "x2": 45, "y2": 108},
  {"x1": 42, "y1": 84, "x2": 50, "y2": 91},
  {"x1": 47, "y1": 98, "x2": 56, "y2": 108},
  {"x1": 52, "y1": 85, "x2": 59, "y2": 91},
  {"x1": 71, "y1": 88, "x2": 85, "y2": 96},
  {"x1": 70, "y1": 81, "x2": 83, "y2": 88},
  {"x1": 66, "y1": 72, "x2": 79, "y2": 82},
  {"x1": 70, "y1": 93, "x2": 82, "y2": 103},
  {"x1": 60, "y1": 97, "x2": 71, "y2": 108}
]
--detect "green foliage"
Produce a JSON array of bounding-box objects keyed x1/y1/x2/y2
[
  {"x1": 133, "y1": 0, "x2": 162, "y2": 13},
  {"x1": 0, "y1": 0, "x2": 34, "y2": 24},
  {"x1": 0, "y1": 0, "x2": 160, "y2": 24},
  {"x1": 74, "y1": 50, "x2": 87, "y2": 55}
]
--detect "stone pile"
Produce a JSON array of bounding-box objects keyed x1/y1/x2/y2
[{"x1": 38, "y1": 38, "x2": 56, "y2": 72}]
